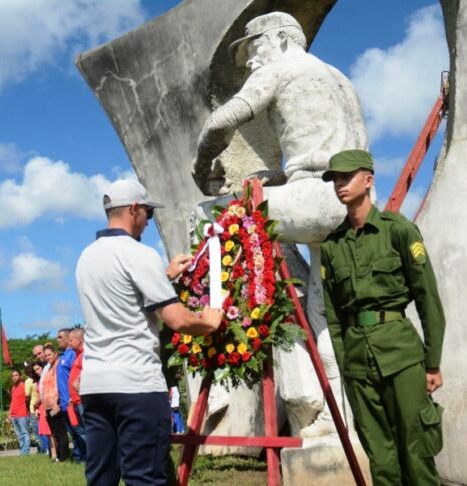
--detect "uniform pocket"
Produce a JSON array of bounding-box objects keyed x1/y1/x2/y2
[
  {"x1": 418, "y1": 401, "x2": 443, "y2": 457},
  {"x1": 334, "y1": 265, "x2": 352, "y2": 303},
  {"x1": 371, "y1": 255, "x2": 405, "y2": 295}
]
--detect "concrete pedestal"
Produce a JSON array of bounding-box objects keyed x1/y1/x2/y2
[{"x1": 281, "y1": 435, "x2": 371, "y2": 486}]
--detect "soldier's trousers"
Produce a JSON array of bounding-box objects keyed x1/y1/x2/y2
[{"x1": 345, "y1": 359, "x2": 443, "y2": 486}]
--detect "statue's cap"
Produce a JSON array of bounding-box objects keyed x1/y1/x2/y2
[
  {"x1": 102, "y1": 179, "x2": 164, "y2": 210},
  {"x1": 322, "y1": 150, "x2": 374, "y2": 182},
  {"x1": 229, "y1": 12, "x2": 303, "y2": 66}
]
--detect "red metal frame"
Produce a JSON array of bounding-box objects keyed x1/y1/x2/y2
[
  {"x1": 385, "y1": 82, "x2": 448, "y2": 212},
  {"x1": 174, "y1": 179, "x2": 366, "y2": 486}
]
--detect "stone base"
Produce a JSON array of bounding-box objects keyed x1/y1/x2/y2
[{"x1": 281, "y1": 434, "x2": 372, "y2": 486}]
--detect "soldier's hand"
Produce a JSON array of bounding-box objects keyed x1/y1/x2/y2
[
  {"x1": 426, "y1": 368, "x2": 443, "y2": 393},
  {"x1": 166, "y1": 254, "x2": 193, "y2": 281},
  {"x1": 201, "y1": 306, "x2": 224, "y2": 333}
]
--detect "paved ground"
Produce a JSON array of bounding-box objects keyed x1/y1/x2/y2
[{"x1": 0, "y1": 447, "x2": 38, "y2": 457}]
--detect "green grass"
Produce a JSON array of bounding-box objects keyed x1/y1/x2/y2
[{"x1": 0, "y1": 449, "x2": 267, "y2": 485}]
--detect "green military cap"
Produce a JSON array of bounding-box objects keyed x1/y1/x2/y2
[{"x1": 322, "y1": 149, "x2": 374, "y2": 182}]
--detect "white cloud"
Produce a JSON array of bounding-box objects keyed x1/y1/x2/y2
[
  {"x1": 22, "y1": 314, "x2": 73, "y2": 331},
  {"x1": 0, "y1": 156, "x2": 112, "y2": 227},
  {"x1": 350, "y1": 4, "x2": 448, "y2": 142},
  {"x1": 374, "y1": 156, "x2": 405, "y2": 177},
  {"x1": 5, "y1": 252, "x2": 65, "y2": 291},
  {"x1": 15, "y1": 236, "x2": 35, "y2": 252},
  {"x1": 0, "y1": 142, "x2": 25, "y2": 174},
  {"x1": 0, "y1": 0, "x2": 145, "y2": 91}
]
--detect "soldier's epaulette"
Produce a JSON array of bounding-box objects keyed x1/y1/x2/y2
[{"x1": 380, "y1": 210, "x2": 410, "y2": 224}]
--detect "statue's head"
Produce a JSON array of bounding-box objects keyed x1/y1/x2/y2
[{"x1": 230, "y1": 12, "x2": 306, "y2": 70}]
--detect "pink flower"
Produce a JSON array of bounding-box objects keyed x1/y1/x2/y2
[
  {"x1": 242, "y1": 318, "x2": 252, "y2": 328},
  {"x1": 227, "y1": 306, "x2": 240, "y2": 320},
  {"x1": 193, "y1": 283, "x2": 204, "y2": 296},
  {"x1": 188, "y1": 296, "x2": 199, "y2": 307},
  {"x1": 200, "y1": 294, "x2": 210, "y2": 306}
]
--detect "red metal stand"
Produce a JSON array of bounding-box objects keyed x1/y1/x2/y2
[
  {"x1": 385, "y1": 72, "x2": 449, "y2": 212},
  {"x1": 173, "y1": 179, "x2": 366, "y2": 485}
]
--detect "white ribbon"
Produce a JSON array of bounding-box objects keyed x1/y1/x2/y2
[{"x1": 188, "y1": 222, "x2": 224, "y2": 308}]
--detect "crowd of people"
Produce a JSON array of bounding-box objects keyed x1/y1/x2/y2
[
  {"x1": 7, "y1": 326, "x2": 186, "y2": 464},
  {"x1": 7, "y1": 328, "x2": 86, "y2": 462}
]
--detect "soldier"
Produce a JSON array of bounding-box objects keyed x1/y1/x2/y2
[{"x1": 320, "y1": 149, "x2": 445, "y2": 485}]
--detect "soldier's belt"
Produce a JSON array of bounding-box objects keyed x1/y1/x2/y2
[{"x1": 348, "y1": 310, "x2": 406, "y2": 327}]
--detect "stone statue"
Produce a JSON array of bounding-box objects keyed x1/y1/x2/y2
[{"x1": 192, "y1": 11, "x2": 368, "y2": 437}]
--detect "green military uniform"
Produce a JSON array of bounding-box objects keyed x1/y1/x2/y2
[{"x1": 320, "y1": 151, "x2": 445, "y2": 486}]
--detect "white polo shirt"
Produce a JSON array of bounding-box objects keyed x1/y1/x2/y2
[{"x1": 76, "y1": 228, "x2": 178, "y2": 395}]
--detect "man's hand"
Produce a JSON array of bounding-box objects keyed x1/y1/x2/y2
[
  {"x1": 426, "y1": 368, "x2": 443, "y2": 393},
  {"x1": 166, "y1": 254, "x2": 193, "y2": 281},
  {"x1": 200, "y1": 306, "x2": 224, "y2": 333}
]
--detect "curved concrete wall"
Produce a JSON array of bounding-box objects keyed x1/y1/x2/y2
[{"x1": 414, "y1": 2, "x2": 467, "y2": 484}]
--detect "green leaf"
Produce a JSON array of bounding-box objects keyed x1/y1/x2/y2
[
  {"x1": 230, "y1": 322, "x2": 248, "y2": 343},
  {"x1": 265, "y1": 220, "x2": 279, "y2": 233},
  {"x1": 167, "y1": 353, "x2": 183, "y2": 368},
  {"x1": 211, "y1": 205, "x2": 226, "y2": 218},
  {"x1": 245, "y1": 357, "x2": 259, "y2": 372},
  {"x1": 214, "y1": 366, "x2": 231, "y2": 383},
  {"x1": 256, "y1": 200, "x2": 268, "y2": 217}
]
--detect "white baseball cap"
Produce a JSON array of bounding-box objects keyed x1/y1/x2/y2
[{"x1": 102, "y1": 179, "x2": 164, "y2": 210}]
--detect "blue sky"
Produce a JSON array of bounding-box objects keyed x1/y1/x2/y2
[{"x1": 0, "y1": 0, "x2": 448, "y2": 338}]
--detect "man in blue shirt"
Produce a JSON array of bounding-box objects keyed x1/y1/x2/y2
[{"x1": 57, "y1": 328, "x2": 86, "y2": 462}]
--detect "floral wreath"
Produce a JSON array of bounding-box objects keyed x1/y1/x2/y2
[{"x1": 167, "y1": 188, "x2": 303, "y2": 388}]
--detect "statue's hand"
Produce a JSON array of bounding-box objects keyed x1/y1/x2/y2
[
  {"x1": 191, "y1": 156, "x2": 226, "y2": 196},
  {"x1": 246, "y1": 169, "x2": 287, "y2": 187}
]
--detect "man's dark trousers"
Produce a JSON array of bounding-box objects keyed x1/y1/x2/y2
[{"x1": 82, "y1": 392, "x2": 171, "y2": 486}]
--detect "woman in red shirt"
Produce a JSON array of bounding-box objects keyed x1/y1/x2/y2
[{"x1": 8, "y1": 369, "x2": 30, "y2": 455}]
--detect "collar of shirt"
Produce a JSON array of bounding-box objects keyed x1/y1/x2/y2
[
  {"x1": 331, "y1": 205, "x2": 383, "y2": 239},
  {"x1": 96, "y1": 228, "x2": 132, "y2": 240}
]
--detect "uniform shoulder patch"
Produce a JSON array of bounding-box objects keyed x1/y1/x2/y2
[
  {"x1": 409, "y1": 241, "x2": 426, "y2": 264},
  {"x1": 320, "y1": 265, "x2": 326, "y2": 280}
]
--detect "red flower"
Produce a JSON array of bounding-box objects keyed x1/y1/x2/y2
[
  {"x1": 189, "y1": 354, "x2": 199, "y2": 366},
  {"x1": 171, "y1": 333, "x2": 181, "y2": 346},
  {"x1": 217, "y1": 353, "x2": 226, "y2": 366},
  {"x1": 178, "y1": 344, "x2": 189, "y2": 355},
  {"x1": 242, "y1": 352, "x2": 252, "y2": 362},
  {"x1": 228, "y1": 352, "x2": 241, "y2": 366},
  {"x1": 251, "y1": 338, "x2": 262, "y2": 351},
  {"x1": 258, "y1": 325, "x2": 269, "y2": 337}
]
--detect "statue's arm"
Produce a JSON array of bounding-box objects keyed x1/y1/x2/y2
[
  {"x1": 192, "y1": 67, "x2": 277, "y2": 192},
  {"x1": 195, "y1": 97, "x2": 254, "y2": 168}
]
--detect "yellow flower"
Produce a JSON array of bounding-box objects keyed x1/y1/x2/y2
[
  {"x1": 250, "y1": 308, "x2": 261, "y2": 320},
  {"x1": 224, "y1": 240, "x2": 235, "y2": 252},
  {"x1": 247, "y1": 224, "x2": 257, "y2": 234},
  {"x1": 180, "y1": 290, "x2": 189, "y2": 302},
  {"x1": 228, "y1": 224, "x2": 239, "y2": 235},
  {"x1": 227, "y1": 205, "x2": 237, "y2": 216},
  {"x1": 192, "y1": 344, "x2": 201, "y2": 354},
  {"x1": 235, "y1": 206, "x2": 246, "y2": 217},
  {"x1": 183, "y1": 335, "x2": 192, "y2": 344},
  {"x1": 222, "y1": 255, "x2": 233, "y2": 266},
  {"x1": 204, "y1": 336, "x2": 213, "y2": 346},
  {"x1": 207, "y1": 347, "x2": 217, "y2": 358},
  {"x1": 246, "y1": 327, "x2": 258, "y2": 338},
  {"x1": 225, "y1": 343, "x2": 235, "y2": 353},
  {"x1": 221, "y1": 271, "x2": 230, "y2": 282},
  {"x1": 237, "y1": 343, "x2": 248, "y2": 355}
]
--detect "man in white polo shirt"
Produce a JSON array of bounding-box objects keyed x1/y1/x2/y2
[{"x1": 76, "y1": 179, "x2": 223, "y2": 486}]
